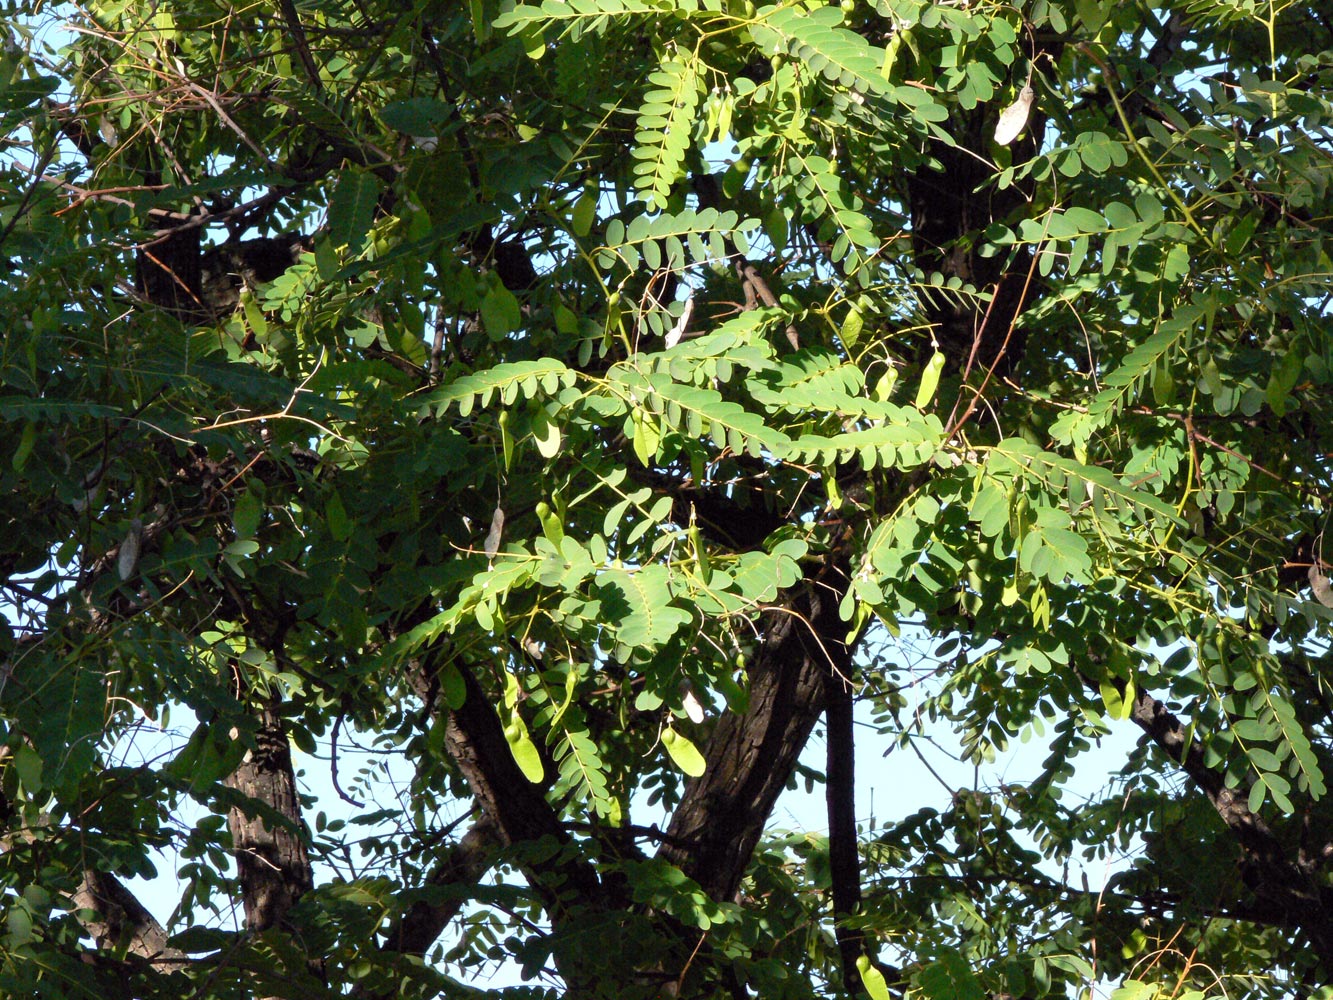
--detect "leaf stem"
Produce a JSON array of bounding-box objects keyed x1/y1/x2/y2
[{"x1": 1078, "y1": 44, "x2": 1207, "y2": 240}]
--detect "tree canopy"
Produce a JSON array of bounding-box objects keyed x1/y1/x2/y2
[{"x1": 2, "y1": 0, "x2": 1333, "y2": 997}]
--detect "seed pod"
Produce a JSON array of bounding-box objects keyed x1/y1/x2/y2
[
  {"x1": 118, "y1": 519, "x2": 143, "y2": 581},
  {"x1": 1310, "y1": 562, "x2": 1333, "y2": 608},
  {"x1": 661, "y1": 727, "x2": 706, "y2": 776},
  {"x1": 505, "y1": 712, "x2": 545, "y2": 783},
  {"x1": 484, "y1": 506, "x2": 505, "y2": 560},
  {"x1": 679, "y1": 679, "x2": 706, "y2": 724},
  {"x1": 915, "y1": 351, "x2": 945, "y2": 410},
  {"x1": 994, "y1": 85, "x2": 1035, "y2": 146},
  {"x1": 856, "y1": 956, "x2": 891, "y2": 1000}
]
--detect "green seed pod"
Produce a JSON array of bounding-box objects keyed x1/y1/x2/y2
[{"x1": 915, "y1": 351, "x2": 945, "y2": 410}]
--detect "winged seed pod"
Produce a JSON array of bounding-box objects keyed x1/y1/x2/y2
[
  {"x1": 117, "y1": 519, "x2": 143, "y2": 580},
  {"x1": 665, "y1": 291, "x2": 694, "y2": 348},
  {"x1": 679, "y1": 679, "x2": 706, "y2": 724},
  {"x1": 1311, "y1": 562, "x2": 1333, "y2": 609},
  {"x1": 994, "y1": 85, "x2": 1035, "y2": 146},
  {"x1": 483, "y1": 506, "x2": 505, "y2": 562}
]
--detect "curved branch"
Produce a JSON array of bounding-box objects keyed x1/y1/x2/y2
[
  {"x1": 407, "y1": 647, "x2": 609, "y2": 922},
  {"x1": 1123, "y1": 683, "x2": 1333, "y2": 969},
  {"x1": 275, "y1": 0, "x2": 324, "y2": 93},
  {"x1": 657, "y1": 546, "x2": 856, "y2": 903}
]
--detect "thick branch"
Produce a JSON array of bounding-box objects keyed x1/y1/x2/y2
[
  {"x1": 72, "y1": 869, "x2": 185, "y2": 965},
  {"x1": 0, "y1": 750, "x2": 182, "y2": 970},
  {"x1": 380, "y1": 816, "x2": 500, "y2": 957},
  {"x1": 275, "y1": 0, "x2": 324, "y2": 92},
  {"x1": 1126, "y1": 685, "x2": 1333, "y2": 969},
  {"x1": 224, "y1": 695, "x2": 314, "y2": 933},
  {"x1": 735, "y1": 261, "x2": 800, "y2": 350},
  {"x1": 410, "y1": 649, "x2": 607, "y2": 920},
  {"x1": 657, "y1": 547, "x2": 855, "y2": 903}
]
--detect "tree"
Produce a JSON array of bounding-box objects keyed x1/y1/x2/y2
[{"x1": 1, "y1": 0, "x2": 1331, "y2": 996}]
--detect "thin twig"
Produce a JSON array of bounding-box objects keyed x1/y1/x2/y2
[
  {"x1": 330, "y1": 712, "x2": 365, "y2": 808},
  {"x1": 0, "y1": 142, "x2": 60, "y2": 248}
]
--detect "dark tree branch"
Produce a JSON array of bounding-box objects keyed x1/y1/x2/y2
[
  {"x1": 657, "y1": 544, "x2": 856, "y2": 903},
  {"x1": 275, "y1": 0, "x2": 325, "y2": 93},
  {"x1": 735, "y1": 261, "x2": 800, "y2": 350},
  {"x1": 826, "y1": 668, "x2": 864, "y2": 995},
  {"x1": 406, "y1": 647, "x2": 609, "y2": 920},
  {"x1": 72, "y1": 869, "x2": 186, "y2": 966},
  {"x1": 628, "y1": 466, "x2": 785, "y2": 551},
  {"x1": 0, "y1": 750, "x2": 182, "y2": 971},
  {"x1": 380, "y1": 816, "x2": 500, "y2": 957},
  {"x1": 223, "y1": 694, "x2": 315, "y2": 933},
  {"x1": 1124, "y1": 684, "x2": 1333, "y2": 969},
  {"x1": 907, "y1": 121, "x2": 1039, "y2": 376}
]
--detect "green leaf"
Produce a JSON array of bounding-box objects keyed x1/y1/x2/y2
[
  {"x1": 314, "y1": 237, "x2": 340, "y2": 280},
  {"x1": 531, "y1": 406, "x2": 562, "y2": 457},
  {"x1": 571, "y1": 189, "x2": 597, "y2": 236},
  {"x1": 755, "y1": 6, "x2": 889, "y2": 98},
  {"x1": 1099, "y1": 675, "x2": 1133, "y2": 721},
  {"x1": 553, "y1": 724, "x2": 618, "y2": 819},
  {"x1": 327, "y1": 168, "x2": 383, "y2": 250},
  {"x1": 516, "y1": 20, "x2": 545, "y2": 59},
  {"x1": 379, "y1": 97, "x2": 452, "y2": 135},
  {"x1": 1074, "y1": 0, "x2": 1109, "y2": 31},
  {"x1": 614, "y1": 367, "x2": 792, "y2": 459},
  {"x1": 7, "y1": 905, "x2": 34, "y2": 947},
  {"x1": 429, "y1": 360, "x2": 574, "y2": 416},
  {"x1": 325, "y1": 490, "x2": 351, "y2": 542},
  {"x1": 11, "y1": 420, "x2": 37, "y2": 471},
  {"x1": 480, "y1": 283, "x2": 522, "y2": 340},
  {"x1": 496, "y1": 0, "x2": 658, "y2": 33},
  {"x1": 1109, "y1": 983, "x2": 1158, "y2": 1000},
  {"x1": 16, "y1": 4, "x2": 1333, "y2": 992},
  {"x1": 630, "y1": 408, "x2": 659, "y2": 466},
  {"x1": 440, "y1": 663, "x2": 467, "y2": 710},
  {"x1": 788, "y1": 151, "x2": 879, "y2": 274},
  {"x1": 598, "y1": 566, "x2": 692, "y2": 648},
  {"x1": 631, "y1": 54, "x2": 704, "y2": 211},
  {"x1": 916, "y1": 949, "x2": 984, "y2": 1000},
  {"x1": 13, "y1": 744, "x2": 43, "y2": 792}
]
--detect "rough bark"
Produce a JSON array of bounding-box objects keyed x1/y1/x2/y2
[
  {"x1": 393, "y1": 533, "x2": 861, "y2": 993},
  {"x1": 426, "y1": 655, "x2": 605, "y2": 908},
  {"x1": 401, "y1": 650, "x2": 622, "y2": 995},
  {"x1": 72, "y1": 869, "x2": 186, "y2": 966},
  {"x1": 223, "y1": 695, "x2": 314, "y2": 933},
  {"x1": 657, "y1": 549, "x2": 854, "y2": 902}
]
